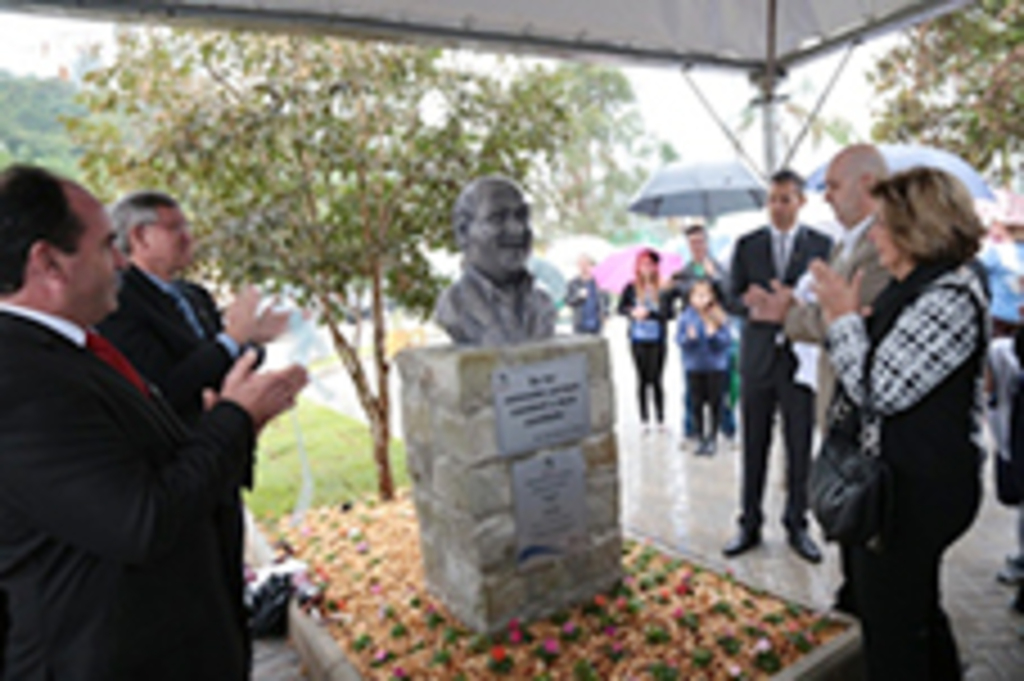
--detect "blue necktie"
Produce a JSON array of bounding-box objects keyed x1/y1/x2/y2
[{"x1": 168, "y1": 286, "x2": 206, "y2": 339}]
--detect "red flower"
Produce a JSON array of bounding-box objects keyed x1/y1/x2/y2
[
  {"x1": 491, "y1": 646, "x2": 507, "y2": 663},
  {"x1": 594, "y1": 594, "x2": 608, "y2": 608},
  {"x1": 675, "y1": 583, "x2": 690, "y2": 597}
]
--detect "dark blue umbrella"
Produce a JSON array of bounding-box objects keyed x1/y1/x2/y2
[
  {"x1": 805, "y1": 144, "x2": 995, "y2": 200},
  {"x1": 628, "y1": 159, "x2": 767, "y2": 220}
]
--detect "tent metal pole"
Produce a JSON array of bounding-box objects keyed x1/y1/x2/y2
[
  {"x1": 680, "y1": 67, "x2": 765, "y2": 180},
  {"x1": 780, "y1": 40, "x2": 859, "y2": 169},
  {"x1": 762, "y1": 0, "x2": 779, "y2": 173}
]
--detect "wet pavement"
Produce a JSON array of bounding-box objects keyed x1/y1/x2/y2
[{"x1": 256, "y1": 317, "x2": 1024, "y2": 679}]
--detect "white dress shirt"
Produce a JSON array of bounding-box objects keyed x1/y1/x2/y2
[{"x1": 0, "y1": 303, "x2": 86, "y2": 346}]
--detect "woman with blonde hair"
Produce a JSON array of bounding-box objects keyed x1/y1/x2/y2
[
  {"x1": 619, "y1": 248, "x2": 669, "y2": 432},
  {"x1": 814, "y1": 167, "x2": 988, "y2": 679}
]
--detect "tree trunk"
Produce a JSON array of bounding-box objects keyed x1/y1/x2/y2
[
  {"x1": 370, "y1": 404, "x2": 394, "y2": 501},
  {"x1": 370, "y1": 250, "x2": 394, "y2": 502}
]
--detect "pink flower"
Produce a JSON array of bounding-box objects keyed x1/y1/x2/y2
[
  {"x1": 727, "y1": 663, "x2": 743, "y2": 678},
  {"x1": 604, "y1": 626, "x2": 616, "y2": 637},
  {"x1": 543, "y1": 639, "x2": 560, "y2": 655},
  {"x1": 562, "y1": 622, "x2": 576, "y2": 634},
  {"x1": 672, "y1": 607, "x2": 684, "y2": 620},
  {"x1": 370, "y1": 584, "x2": 382, "y2": 595},
  {"x1": 508, "y1": 618, "x2": 521, "y2": 631},
  {"x1": 788, "y1": 621, "x2": 800, "y2": 632},
  {"x1": 624, "y1": 576, "x2": 635, "y2": 585},
  {"x1": 356, "y1": 542, "x2": 370, "y2": 554},
  {"x1": 392, "y1": 667, "x2": 407, "y2": 679},
  {"x1": 373, "y1": 649, "x2": 389, "y2": 662},
  {"x1": 612, "y1": 643, "x2": 624, "y2": 653},
  {"x1": 754, "y1": 638, "x2": 772, "y2": 654},
  {"x1": 509, "y1": 630, "x2": 523, "y2": 644}
]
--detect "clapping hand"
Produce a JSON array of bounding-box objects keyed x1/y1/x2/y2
[
  {"x1": 811, "y1": 260, "x2": 863, "y2": 325},
  {"x1": 216, "y1": 350, "x2": 309, "y2": 432},
  {"x1": 224, "y1": 286, "x2": 291, "y2": 345}
]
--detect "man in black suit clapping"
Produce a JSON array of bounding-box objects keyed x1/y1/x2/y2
[
  {"x1": 722, "y1": 169, "x2": 833, "y2": 564},
  {"x1": 98, "y1": 191, "x2": 292, "y2": 674},
  {"x1": 0, "y1": 165, "x2": 307, "y2": 679}
]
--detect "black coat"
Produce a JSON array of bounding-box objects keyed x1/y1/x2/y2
[
  {"x1": 0, "y1": 313, "x2": 253, "y2": 680},
  {"x1": 99, "y1": 266, "x2": 235, "y2": 426},
  {"x1": 98, "y1": 265, "x2": 252, "y2": 675},
  {"x1": 728, "y1": 225, "x2": 833, "y2": 387}
]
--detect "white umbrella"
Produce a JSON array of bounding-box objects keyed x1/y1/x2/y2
[{"x1": 628, "y1": 159, "x2": 767, "y2": 221}]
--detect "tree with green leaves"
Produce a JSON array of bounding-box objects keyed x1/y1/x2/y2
[
  {"x1": 531, "y1": 64, "x2": 675, "y2": 242},
  {"x1": 0, "y1": 70, "x2": 84, "y2": 177},
  {"x1": 870, "y1": 0, "x2": 1024, "y2": 184},
  {"x1": 68, "y1": 28, "x2": 575, "y2": 501}
]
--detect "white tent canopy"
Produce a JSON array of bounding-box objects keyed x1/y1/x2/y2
[{"x1": 2, "y1": 0, "x2": 972, "y2": 71}]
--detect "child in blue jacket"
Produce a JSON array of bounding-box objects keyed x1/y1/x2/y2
[{"x1": 676, "y1": 280, "x2": 732, "y2": 455}]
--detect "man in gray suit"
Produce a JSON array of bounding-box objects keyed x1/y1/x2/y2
[{"x1": 750, "y1": 144, "x2": 890, "y2": 427}]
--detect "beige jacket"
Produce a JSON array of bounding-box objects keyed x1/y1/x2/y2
[{"x1": 784, "y1": 228, "x2": 891, "y2": 427}]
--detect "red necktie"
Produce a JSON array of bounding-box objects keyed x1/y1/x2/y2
[{"x1": 85, "y1": 331, "x2": 151, "y2": 398}]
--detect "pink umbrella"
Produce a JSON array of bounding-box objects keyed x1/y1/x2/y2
[{"x1": 592, "y1": 245, "x2": 683, "y2": 294}]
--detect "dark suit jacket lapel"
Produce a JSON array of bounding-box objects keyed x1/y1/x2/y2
[
  {"x1": 783, "y1": 226, "x2": 806, "y2": 285},
  {"x1": 0, "y1": 313, "x2": 187, "y2": 453},
  {"x1": 752, "y1": 228, "x2": 774, "y2": 281},
  {"x1": 124, "y1": 267, "x2": 205, "y2": 348}
]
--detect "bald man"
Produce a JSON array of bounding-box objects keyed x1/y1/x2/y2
[{"x1": 751, "y1": 144, "x2": 892, "y2": 426}]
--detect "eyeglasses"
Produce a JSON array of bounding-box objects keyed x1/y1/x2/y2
[{"x1": 145, "y1": 219, "x2": 191, "y2": 234}]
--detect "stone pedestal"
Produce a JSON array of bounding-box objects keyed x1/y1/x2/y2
[{"x1": 396, "y1": 336, "x2": 621, "y2": 633}]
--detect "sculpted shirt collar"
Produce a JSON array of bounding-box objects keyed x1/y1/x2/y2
[
  {"x1": 0, "y1": 302, "x2": 87, "y2": 347},
  {"x1": 463, "y1": 264, "x2": 537, "y2": 305}
]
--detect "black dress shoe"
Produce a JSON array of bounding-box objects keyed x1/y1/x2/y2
[
  {"x1": 722, "y1": 529, "x2": 761, "y2": 557},
  {"x1": 788, "y1": 530, "x2": 823, "y2": 564}
]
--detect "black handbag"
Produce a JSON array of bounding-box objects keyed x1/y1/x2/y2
[{"x1": 809, "y1": 387, "x2": 893, "y2": 549}]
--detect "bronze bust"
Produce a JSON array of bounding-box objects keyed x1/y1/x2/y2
[{"x1": 434, "y1": 176, "x2": 556, "y2": 345}]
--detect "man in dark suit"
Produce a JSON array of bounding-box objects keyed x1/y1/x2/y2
[
  {"x1": 0, "y1": 165, "x2": 307, "y2": 679},
  {"x1": 97, "y1": 190, "x2": 290, "y2": 672},
  {"x1": 723, "y1": 169, "x2": 833, "y2": 563}
]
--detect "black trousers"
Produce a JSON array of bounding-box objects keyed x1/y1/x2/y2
[
  {"x1": 631, "y1": 341, "x2": 665, "y2": 424},
  {"x1": 848, "y1": 477, "x2": 978, "y2": 680},
  {"x1": 687, "y1": 370, "x2": 726, "y2": 440},
  {"x1": 739, "y1": 357, "x2": 814, "y2": 532}
]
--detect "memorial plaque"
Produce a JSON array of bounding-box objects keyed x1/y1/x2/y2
[
  {"x1": 492, "y1": 354, "x2": 590, "y2": 456},
  {"x1": 512, "y1": 447, "x2": 589, "y2": 569}
]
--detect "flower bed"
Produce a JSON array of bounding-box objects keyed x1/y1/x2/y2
[{"x1": 271, "y1": 495, "x2": 849, "y2": 680}]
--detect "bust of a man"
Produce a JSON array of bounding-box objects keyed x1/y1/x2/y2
[{"x1": 434, "y1": 176, "x2": 556, "y2": 345}]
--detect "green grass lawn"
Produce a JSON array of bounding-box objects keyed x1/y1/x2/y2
[{"x1": 245, "y1": 399, "x2": 409, "y2": 522}]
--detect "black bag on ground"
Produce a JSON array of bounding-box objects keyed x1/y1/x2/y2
[{"x1": 249, "y1": 573, "x2": 293, "y2": 638}]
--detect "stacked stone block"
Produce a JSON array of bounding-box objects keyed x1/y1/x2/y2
[{"x1": 396, "y1": 336, "x2": 621, "y2": 633}]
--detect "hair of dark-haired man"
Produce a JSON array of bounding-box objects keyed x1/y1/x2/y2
[
  {"x1": 770, "y1": 168, "x2": 805, "y2": 195},
  {"x1": 683, "y1": 223, "x2": 706, "y2": 236},
  {"x1": 0, "y1": 165, "x2": 84, "y2": 294}
]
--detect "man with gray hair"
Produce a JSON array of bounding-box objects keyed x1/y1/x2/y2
[
  {"x1": 98, "y1": 190, "x2": 290, "y2": 674},
  {"x1": 435, "y1": 176, "x2": 556, "y2": 345}
]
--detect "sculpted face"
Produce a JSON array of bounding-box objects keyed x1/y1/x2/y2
[{"x1": 461, "y1": 180, "x2": 532, "y2": 285}]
